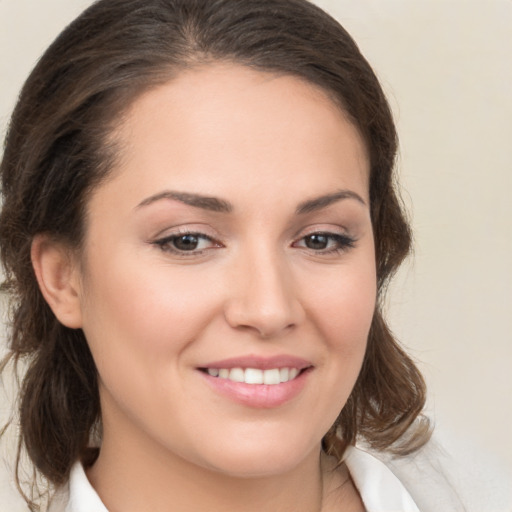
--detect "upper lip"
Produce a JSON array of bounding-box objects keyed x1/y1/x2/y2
[{"x1": 199, "y1": 355, "x2": 313, "y2": 370}]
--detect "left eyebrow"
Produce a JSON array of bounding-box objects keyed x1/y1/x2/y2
[
  {"x1": 295, "y1": 190, "x2": 367, "y2": 215},
  {"x1": 136, "y1": 190, "x2": 233, "y2": 213}
]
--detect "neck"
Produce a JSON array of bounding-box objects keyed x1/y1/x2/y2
[{"x1": 87, "y1": 423, "x2": 326, "y2": 512}]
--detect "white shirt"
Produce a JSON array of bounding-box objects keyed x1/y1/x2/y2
[{"x1": 54, "y1": 446, "x2": 420, "y2": 512}]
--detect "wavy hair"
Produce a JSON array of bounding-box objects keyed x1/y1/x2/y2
[{"x1": 0, "y1": 0, "x2": 429, "y2": 508}]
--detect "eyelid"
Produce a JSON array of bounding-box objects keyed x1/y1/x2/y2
[
  {"x1": 151, "y1": 222, "x2": 219, "y2": 239},
  {"x1": 292, "y1": 223, "x2": 352, "y2": 240},
  {"x1": 291, "y1": 225, "x2": 358, "y2": 254},
  {"x1": 293, "y1": 232, "x2": 356, "y2": 247},
  {"x1": 151, "y1": 226, "x2": 224, "y2": 257},
  {"x1": 155, "y1": 232, "x2": 216, "y2": 246}
]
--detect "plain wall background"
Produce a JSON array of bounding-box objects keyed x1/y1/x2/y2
[{"x1": 1, "y1": 0, "x2": 511, "y2": 509}]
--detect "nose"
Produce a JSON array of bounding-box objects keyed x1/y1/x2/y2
[{"x1": 223, "y1": 248, "x2": 305, "y2": 338}]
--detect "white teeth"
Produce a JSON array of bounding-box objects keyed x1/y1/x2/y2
[
  {"x1": 206, "y1": 367, "x2": 302, "y2": 385},
  {"x1": 245, "y1": 368, "x2": 263, "y2": 384},
  {"x1": 228, "y1": 367, "x2": 245, "y2": 382},
  {"x1": 263, "y1": 368, "x2": 280, "y2": 385}
]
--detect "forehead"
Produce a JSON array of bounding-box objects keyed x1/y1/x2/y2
[{"x1": 100, "y1": 63, "x2": 369, "y2": 210}]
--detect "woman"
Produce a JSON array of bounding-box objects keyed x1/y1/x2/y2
[{"x1": 0, "y1": 0, "x2": 463, "y2": 511}]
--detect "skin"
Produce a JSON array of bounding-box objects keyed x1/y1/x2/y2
[{"x1": 33, "y1": 63, "x2": 374, "y2": 511}]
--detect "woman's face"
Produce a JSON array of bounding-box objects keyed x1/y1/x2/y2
[{"x1": 76, "y1": 64, "x2": 376, "y2": 477}]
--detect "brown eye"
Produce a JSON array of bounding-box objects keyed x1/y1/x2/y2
[
  {"x1": 172, "y1": 234, "x2": 200, "y2": 251},
  {"x1": 154, "y1": 232, "x2": 219, "y2": 255},
  {"x1": 294, "y1": 232, "x2": 357, "y2": 253},
  {"x1": 304, "y1": 234, "x2": 329, "y2": 250}
]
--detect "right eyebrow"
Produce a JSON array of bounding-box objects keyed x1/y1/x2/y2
[
  {"x1": 135, "y1": 190, "x2": 233, "y2": 213},
  {"x1": 295, "y1": 189, "x2": 367, "y2": 215}
]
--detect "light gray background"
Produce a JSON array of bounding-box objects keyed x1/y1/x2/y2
[{"x1": 1, "y1": 0, "x2": 511, "y2": 509}]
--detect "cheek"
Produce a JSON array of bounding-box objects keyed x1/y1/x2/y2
[
  {"x1": 77, "y1": 256, "x2": 223, "y2": 436},
  {"x1": 78, "y1": 252, "x2": 221, "y2": 384},
  {"x1": 306, "y1": 257, "x2": 377, "y2": 352},
  {"x1": 303, "y1": 254, "x2": 376, "y2": 422},
  {"x1": 294, "y1": 256, "x2": 376, "y2": 436},
  {"x1": 325, "y1": 279, "x2": 375, "y2": 349}
]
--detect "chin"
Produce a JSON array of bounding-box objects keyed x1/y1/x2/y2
[{"x1": 194, "y1": 432, "x2": 321, "y2": 479}]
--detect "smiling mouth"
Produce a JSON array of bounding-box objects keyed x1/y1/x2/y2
[{"x1": 200, "y1": 367, "x2": 307, "y2": 385}]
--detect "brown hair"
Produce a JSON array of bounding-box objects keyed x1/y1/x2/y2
[{"x1": 0, "y1": 0, "x2": 429, "y2": 507}]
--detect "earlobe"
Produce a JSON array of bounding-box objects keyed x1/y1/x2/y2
[{"x1": 31, "y1": 235, "x2": 83, "y2": 329}]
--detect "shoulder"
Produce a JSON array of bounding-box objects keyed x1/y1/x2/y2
[{"x1": 368, "y1": 435, "x2": 512, "y2": 512}]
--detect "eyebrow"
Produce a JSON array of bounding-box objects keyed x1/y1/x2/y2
[
  {"x1": 296, "y1": 190, "x2": 367, "y2": 214},
  {"x1": 136, "y1": 188, "x2": 366, "y2": 215},
  {"x1": 136, "y1": 191, "x2": 233, "y2": 213}
]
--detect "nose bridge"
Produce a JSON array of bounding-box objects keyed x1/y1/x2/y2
[{"x1": 224, "y1": 241, "x2": 303, "y2": 337}]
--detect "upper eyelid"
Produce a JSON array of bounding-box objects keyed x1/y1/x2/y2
[
  {"x1": 156, "y1": 231, "x2": 212, "y2": 241},
  {"x1": 152, "y1": 224, "x2": 221, "y2": 240},
  {"x1": 293, "y1": 232, "x2": 356, "y2": 245},
  {"x1": 150, "y1": 221, "x2": 355, "y2": 242},
  {"x1": 154, "y1": 231, "x2": 219, "y2": 246},
  {"x1": 153, "y1": 233, "x2": 354, "y2": 258},
  {"x1": 291, "y1": 223, "x2": 351, "y2": 240},
  {"x1": 152, "y1": 232, "x2": 221, "y2": 258},
  {"x1": 156, "y1": 228, "x2": 350, "y2": 241}
]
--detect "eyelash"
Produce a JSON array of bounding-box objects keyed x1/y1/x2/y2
[
  {"x1": 292, "y1": 232, "x2": 356, "y2": 254},
  {"x1": 152, "y1": 230, "x2": 357, "y2": 257},
  {"x1": 153, "y1": 231, "x2": 220, "y2": 257}
]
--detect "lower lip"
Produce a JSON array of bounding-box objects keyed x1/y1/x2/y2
[{"x1": 199, "y1": 369, "x2": 311, "y2": 409}]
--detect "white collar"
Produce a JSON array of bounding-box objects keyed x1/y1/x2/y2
[
  {"x1": 63, "y1": 446, "x2": 420, "y2": 512},
  {"x1": 344, "y1": 446, "x2": 420, "y2": 512},
  {"x1": 64, "y1": 463, "x2": 108, "y2": 512}
]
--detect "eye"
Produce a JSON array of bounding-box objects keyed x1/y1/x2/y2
[
  {"x1": 294, "y1": 232, "x2": 356, "y2": 253},
  {"x1": 153, "y1": 232, "x2": 220, "y2": 254},
  {"x1": 171, "y1": 234, "x2": 205, "y2": 251}
]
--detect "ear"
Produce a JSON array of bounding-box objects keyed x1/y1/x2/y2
[{"x1": 31, "y1": 234, "x2": 83, "y2": 329}]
